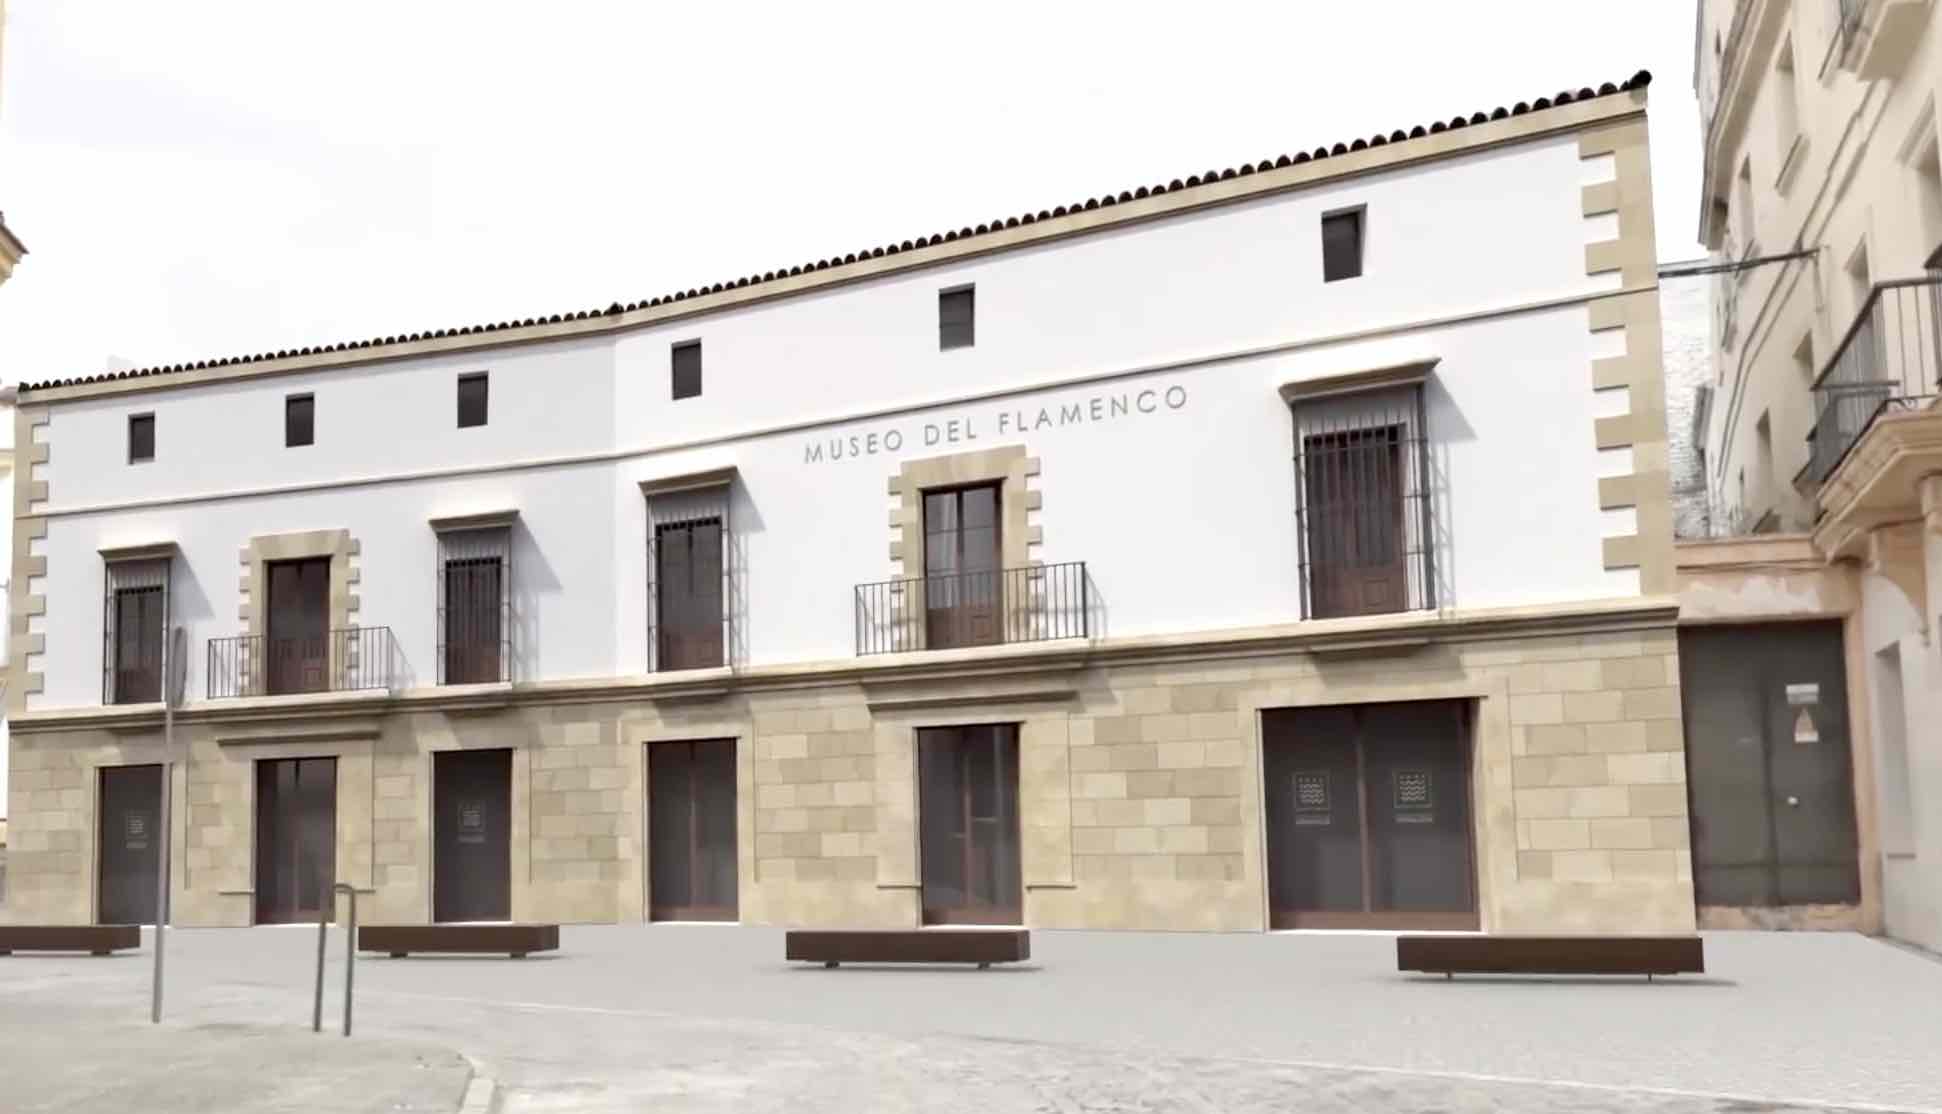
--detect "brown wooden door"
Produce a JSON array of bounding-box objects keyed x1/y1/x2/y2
[
  {"x1": 254, "y1": 757, "x2": 337, "y2": 924},
  {"x1": 266, "y1": 557, "x2": 330, "y2": 694},
  {"x1": 923, "y1": 485, "x2": 1001, "y2": 649},
  {"x1": 434, "y1": 749, "x2": 512, "y2": 922},
  {"x1": 918, "y1": 724, "x2": 1021, "y2": 924},
  {"x1": 1304, "y1": 426, "x2": 1406, "y2": 618},
  {"x1": 111, "y1": 586, "x2": 165, "y2": 703},
  {"x1": 1264, "y1": 701, "x2": 1476, "y2": 929},
  {"x1": 96, "y1": 764, "x2": 163, "y2": 925},
  {"x1": 647, "y1": 740, "x2": 738, "y2": 921},
  {"x1": 655, "y1": 519, "x2": 724, "y2": 670},
  {"x1": 443, "y1": 556, "x2": 503, "y2": 684}
]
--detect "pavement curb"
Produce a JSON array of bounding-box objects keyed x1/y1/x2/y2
[{"x1": 457, "y1": 1054, "x2": 497, "y2": 1114}]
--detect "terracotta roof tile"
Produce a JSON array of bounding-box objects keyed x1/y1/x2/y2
[{"x1": 21, "y1": 70, "x2": 1650, "y2": 393}]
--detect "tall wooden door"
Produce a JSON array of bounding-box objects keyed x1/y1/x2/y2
[
  {"x1": 918, "y1": 724, "x2": 1021, "y2": 924},
  {"x1": 923, "y1": 485, "x2": 1002, "y2": 649},
  {"x1": 647, "y1": 739, "x2": 739, "y2": 921},
  {"x1": 1680, "y1": 622, "x2": 1859, "y2": 907},
  {"x1": 433, "y1": 749, "x2": 512, "y2": 922},
  {"x1": 254, "y1": 757, "x2": 337, "y2": 924},
  {"x1": 266, "y1": 557, "x2": 330, "y2": 695},
  {"x1": 1263, "y1": 701, "x2": 1476, "y2": 929},
  {"x1": 655, "y1": 519, "x2": 725, "y2": 670},
  {"x1": 1303, "y1": 426, "x2": 1407, "y2": 618},
  {"x1": 97, "y1": 765, "x2": 163, "y2": 925}
]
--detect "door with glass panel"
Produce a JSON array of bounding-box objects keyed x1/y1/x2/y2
[
  {"x1": 923, "y1": 485, "x2": 1001, "y2": 649},
  {"x1": 648, "y1": 739, "x2": 739, "y2": 921},
  {"x1": 254, "y1": 757, "x2": 337, "y2": 924},
  {"x1": 1263, "y1": 700, "x2": 1476, "y2": 929},
  {"x1": 918, "y1": 724, "x2": 1021, "y2": 924}
]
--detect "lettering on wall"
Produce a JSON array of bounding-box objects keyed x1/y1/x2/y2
[{"x1": 802, "y1": 383, "x2": 1188, "y2": 464}]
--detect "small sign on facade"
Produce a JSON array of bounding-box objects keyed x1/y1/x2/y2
[
  {"x1": 1794, "y1": 708, "x2": 1820, "y2": 745},
  {"x1": 1786, "y1": 683, "x2": 1820, "y2": 707}
]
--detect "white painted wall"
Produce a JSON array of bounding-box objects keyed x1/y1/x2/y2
[{"x1": 27, "y1": 128, "x2": 1646, "y2": 708}]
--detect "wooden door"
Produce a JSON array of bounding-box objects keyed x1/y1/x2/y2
[
  {"x1": 1264, "y1": 701, "x2": 1476, "y2": 929},
  {"x1": 253, "y1": 757, "x2": 338, "y2": 923},
  {"x1": 1304, "y1": 426, "x2": 1407, "y2": 618},
  {"x1": 655, "y1": 519, "x2": 724, "y2": 670},
  {"x1": 96, "y1": 765, "x2": 163, "y2": 925},
  {"x1": 923, "y1": 485, "x2": 1001, "y2": 649},
  {"x1": 918, "y1": 724, "x2": 1021, "y2": 924},
  {"x1": 433, "y1": 749, "x2": 512, "y2": 922},
  {"x1": 647, "y1": 739, "x2": 739, "y2": 921},
  {"x1": 443, "y1": 556, "x2": 503, "y2": 684},
  {"x1": 266, "y1": 557, "x2": 330, "y2": 694}
]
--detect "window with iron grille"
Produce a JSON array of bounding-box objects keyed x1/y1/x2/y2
[
  {"x1": 671, "y1": 340, "x2": 702, "y2": 401},
  {"x1": 437, "y1": 527, "x2": 510, "y2": 684},
  {"x1": 1291, "y1": 384, "x2": 1434, "y2": 619},
  {"x1": 647, "y1": 485, "x2": 729, "y2": 671},
  {"x1": 939, "y1": 286, "x2": 975, "y2": 349},
  {"x1": 103, "y1": 558, "x2": 170, "y2": 704}
]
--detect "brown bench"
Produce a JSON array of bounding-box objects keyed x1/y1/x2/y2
[
  {"x1": 0, "y1": 924, "x2": 142, "y2": 956},
  {"x1": 358, "y1": 923, "x2": 559, "y2": 958},
  {"x1": 786, "y1": 928, "x2": 1030, "y2": 969},
  {"x1": 1397, "y1": 934, "x2": 1704, "y2": 980}
]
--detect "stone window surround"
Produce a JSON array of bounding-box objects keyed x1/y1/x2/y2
[
  {"x1": 238, "y1": 528, "x2": 361, "y2": 639},
  {"x1": 887, "y1": 445, "x2": 1041, "y2": 579}
]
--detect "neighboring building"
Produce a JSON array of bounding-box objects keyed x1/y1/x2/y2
[
  {"x1": 2, "y1": 74, "x2": 1691, "y2": 935},
  {"x1": 1685, "y1": 0, "x2": 1942, "y2": 951},
  {"x1": 0, "y1": 0, "x2": 23, "y2": 287},
  {"x1": 1660, "y1": 271, "x2": 1716, "y2": 538},
  {"x1": 0, "y1": 0, "x2": 18, "y2": 899}
]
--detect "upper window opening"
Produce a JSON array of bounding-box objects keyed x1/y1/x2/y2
[
  {"x1": 1322, "y1": 208, "x2": 1365, "y2": 283},
  {"x1": 457, "y1": 372, "x2": 489, "y2": 428},
  {"x1": 128, "y1": 413, "x2": 155, "y2": 463},
  {"x1": 672, "y1": 340, "x2": 702, "y2": 401},
  {"x1": 939, "y1": 286, "x2": 975, "y2": 350},
  {"x1": 285, "y1": 393, "x2": 315, "y2": 448}
]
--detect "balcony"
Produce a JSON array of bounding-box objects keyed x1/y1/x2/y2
[
  {"x1": 207, "y1": 626, "x2": 397, "y2": 699},
  {"x1": 1834, "y1": 0, "x2": 1932, "y2": 80},
  {"x1": 1805, "y1": 277, "x2": 1942, "y2": 486},
  {"x1": 854, "y1": 562, "x2": 1090, "y2": 656}
]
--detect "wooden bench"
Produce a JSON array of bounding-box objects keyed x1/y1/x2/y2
[
  {"x1": 1397, "y1": 934, "x2": 1704, "y2": 980},
  {"x1": 0, "y1": 924, "x2": 142, "y2": 956},
  {"x1": 786, "y1": 928, "x2": 1030, "y2": 969},
  {"x1": 358, "y1": 923, "x2": 559, "y2": 958}
]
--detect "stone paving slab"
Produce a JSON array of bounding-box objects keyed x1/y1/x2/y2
[
  {"x1": 0, "y1": 994, "x2": 472, "y2": 1114},
  {"x1": 3, "y1": 925, "x2": 1938, "y2": 1113}
]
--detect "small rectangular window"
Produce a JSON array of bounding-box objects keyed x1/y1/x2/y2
[
  {"x1": 128, "y1": 413, "x2": 155, "y2": 463},
  {"x1": 672, "y1": 340, "x2": 702, "y2": 401},
  {"x1": 457, "y1": 372, "x2": 489, "y2": 428},
  {"x1": 939, "y1": 286, "x2": 975, "y2": 349},
  {"x1": 285, "y1": 393, "x2": 315, "y2": 447},
  {"x1": 1321, "y1": 208, "x2": 1364, "y2": 282}
]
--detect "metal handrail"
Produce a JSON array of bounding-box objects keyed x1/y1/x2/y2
[
  {"x1": 207, "y1": 625, "x2": 395, "y2": 699},
  {"x1": 1805, "y1": 276, "x2": 1942, "y2": 484},
  {"x1": 313, "y1": 883, "x2": 357, "y2": 1037},
  {"x1": 853, "y1": 561, "x2": 1090, "y2": 656}
]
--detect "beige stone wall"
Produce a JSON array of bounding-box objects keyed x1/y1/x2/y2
[{"x1": 2, "y1": 617, "x2": 1695, "y2": 934}]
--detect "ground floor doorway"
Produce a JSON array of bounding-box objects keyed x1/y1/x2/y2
[
  {"x1": 1680, "y1": 622, "x2": 1859, "y2": 909},
  {"x1": 253, "y1": 757, "x2": 337, "y2": 924},
  {"x1": 433, "y1": 748, "x2": 512, "y2": 922},
  {"x1": 1263, "y1": 700, "x2": 1477, "y2": 929},
  {"x1": 647, "y1": 739, "x2": 739, "y2": 921},
  {"x1": 918, "y1": 723, "x2": 1021, "y2": 925},
  {"x1": 96, "y1": 764, "x2": 163, "y2": 925}
]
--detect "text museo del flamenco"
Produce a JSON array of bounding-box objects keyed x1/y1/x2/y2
[{"x1": 803, "y1": 384, "x2": 1188, "y2": 464}]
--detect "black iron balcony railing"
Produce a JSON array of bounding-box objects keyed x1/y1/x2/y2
[
  {"x1": 854, "y1": 561, "x2": 1090, "y2": 656},
  {"x1": 1805, "y1": 277, "x2": 1942, "y2": 485},
  {"x1": 207, "y1": 626, "x2": 396, "y2": 699}
]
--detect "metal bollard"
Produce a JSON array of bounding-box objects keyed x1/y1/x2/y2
[{"x1": 312, "y1": 883, "x2": 359, "y2": 1036}]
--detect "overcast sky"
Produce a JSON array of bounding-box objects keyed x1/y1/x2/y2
[{"x1": 0, "y1": 1, "x2": 1703, "y2": 385}]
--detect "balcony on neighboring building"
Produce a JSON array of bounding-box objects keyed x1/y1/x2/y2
[
  {"x1": 206, "y1": 626, "x2": 397, "y2": 699},
  {"x1": 854, "y1": 561, "x2": 1090, "y2": 656},
  {"x1": 1804, "y1": 277, "x2": 1942, "y2": 486}
]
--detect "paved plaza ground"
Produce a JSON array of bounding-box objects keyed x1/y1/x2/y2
[{"x1": 2, "y1": 925, "x2": 1938, "y2": 1113}]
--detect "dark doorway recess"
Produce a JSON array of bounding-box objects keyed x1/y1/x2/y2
[
  {"x1": 254, "y1": 757, "x2": 337, "y2": 924},
  {"x1": 97, "y1": 764, "x2": 163, "y2": 925},
  {"x1": 266, "y1": 557, "x2": 330, "y2": 695},
  {"x1": 923, "y1": 484, "x2": 1002, "y2": 649},
  {"x1": 434, "y1": 749, "x2": 512, "y2": 923},
  {"x1": 648, "y1": 739, "x2": 739, "y2": 921},
  {"x1": 1263, "y1": 700, "x2": 1477, "y2": 930},
  {"x1": 918, "y1": 723, "x2": 1021, "y2": 925},
  {"x1": 1680, "y1": 622, "x2": 1859, "y2": 908}
]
